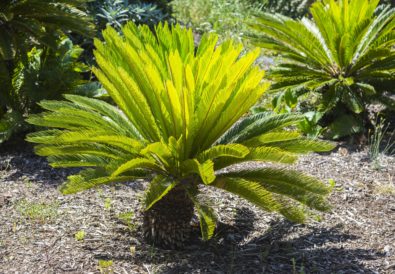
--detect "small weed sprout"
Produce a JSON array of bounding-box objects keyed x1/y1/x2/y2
[
  {"x1": 16, "y1": 199, "x2": 59, "y2": 223},
  {"x1": 74, "y1": 230, "x2": 86, "y2": 241},
  {"x1": 98, "y1": 260, "x2": 114, "y2": 274},
  {"x1": 130, "y1": 245, "x2": 136, "y2": 256},
  {"x1": 104, "y1": 197, "x2": 112, "y2": 210},
  {"x1": 117, "y1": 211, "x2": 135, "y2": 231},
  {"x1": 368, "y1": 115, "x2": 395, "y2": 169}
]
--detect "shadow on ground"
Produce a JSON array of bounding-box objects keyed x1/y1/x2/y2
[
  {"x1": 89, "y1": 207, "x2": 383, "y2": 274},
  {"x1": 0, "y1": 140, "x2": 74, "y2": 187}
]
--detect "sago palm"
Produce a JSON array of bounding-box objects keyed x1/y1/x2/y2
[
  {"x1": 0, "y1": 0, "x2": 94, "y2": 61},
  {"x1": 249, "y1": 0, "x2": 395, "y2": 138},
  {"x1": 27, "y1": 22, "x2": 334, "y2": 248}
]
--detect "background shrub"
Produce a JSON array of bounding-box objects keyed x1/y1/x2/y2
[
  {"x1": 248, "y1": 0, "x2": 395, "y2": 139},
  {"x1": 171, "y1": 0, "x2": 264, "y2": 42},
  {"x1": 0, "y1": 0, "x2": 94, "y2": 143}
]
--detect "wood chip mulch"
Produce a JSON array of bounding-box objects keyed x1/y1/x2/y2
[{"x1": 0, "y1": 142, "x2": 394, "y2": 274}]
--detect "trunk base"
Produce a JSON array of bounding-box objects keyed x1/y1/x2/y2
[{"x1": 143, "y1": 186, "x2": 194, "y2": 249}]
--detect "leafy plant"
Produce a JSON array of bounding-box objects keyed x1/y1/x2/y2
[
  {"x1": 171, "y1": 0, "x2": 264, "y2": 42},
  {"x1": 249, "y1": 0, "x2": 395, "y2": 139},
  {"x1": 0, "y1": 0, "x2": 94, "y2": 144},
  {"x1": 0, "y1": 37, "x2": 91, "y2": 143},
  {"x1": 118, "y1": 211, "x2": 136, "y2": 230},
  {"x1": 74, "y1": 0, "x2": 169, "y2": 66},
  {"x1": 263, "y1": 0, "x2": 315, "y2": 18},
  {"x1": 27, "y1": 22, "x2": 334, "y2": 248},
  {"x1": 0, "y1": 0, "x2": 94, "y2": 61},
  {"x1": 90, "y1": 0, "x2": 169, "y2": 31},
  {"x1": 98, "y1": 260, "x2": 114, "y2": 274}
]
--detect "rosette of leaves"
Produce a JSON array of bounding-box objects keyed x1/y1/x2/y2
[
  {"x1": 249, "y1": 0, "x2": 395, "y2": 139},
  {"x1": 27, "y1": 22, "x2": 334, "y2": 249}
]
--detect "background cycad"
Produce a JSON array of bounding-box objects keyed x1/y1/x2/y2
[
  {"x1": 28, "y1": 22, "x2": 334, "y2": 249},
  {"x1": 249, "y1": 0, "x2": 395, "y2": 139}
]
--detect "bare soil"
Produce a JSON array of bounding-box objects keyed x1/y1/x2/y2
[{"x1": 0, "y1": 141, "x2": 394, "y2": 274}]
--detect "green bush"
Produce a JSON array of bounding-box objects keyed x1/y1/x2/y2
[
  {"x1": 0, "y1": 37, "x2": 91, "y2": 143},
  {"x1": 89, "y1": 0, "x2": 169, "y2": 31},
  {"x1": 28, "y1": 22, "x2": 334, "y2": 249},
  {"x1": 171, "y1": 0, "x2": 264, "y2": 42},
  {"x1": 263, "y1": 0, "x2": 315, "y2": 18},
  {"x1": 0, "y1": 0, "x2": 94, "y2": 143},
  {"x1": 0, "y1": 0, "x2": 94, "y2": 61},
  {"x1": 249, "y1": 0, "x2": 395, "y2": 139}
]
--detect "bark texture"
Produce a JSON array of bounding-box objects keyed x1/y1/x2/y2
[{"x1": 143, "y1": 186, "x2": 194, "y2": 249}]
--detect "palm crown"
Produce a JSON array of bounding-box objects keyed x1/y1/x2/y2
[
  {"x1": 27, "y1": 22, "x2": 334, "y2": 248},
  {"x1": 249, "y1": 0, "x2": 395, "y2": 138}
]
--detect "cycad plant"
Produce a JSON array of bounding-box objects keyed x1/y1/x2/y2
[
  {"x1": 0, "y1": 0, "x2": 94, "y2": 61},
  {"x1": 27, "y1": 22, "x2": 334, "y2": 248},
  {"x1": 249, "y1": 0, "x2": 395, "y2": 139}
]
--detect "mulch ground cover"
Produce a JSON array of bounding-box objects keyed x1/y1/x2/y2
[{"x1": 0, "y1": 141, "x2": 394, "y2": 273}]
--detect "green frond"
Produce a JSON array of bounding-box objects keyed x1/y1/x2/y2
[
  {"x1": 34, "y1": 143, "x2": 128, "y2": 160},
  {"x1": 242, "y1": 131, "x2": 301, "y2": 146},
  {"x1": 197, "y1": 144, "x2": 250, "y2": 163},
  {"x1": 47, "y1": 154, "x2": 110, "y2": 168},
  {"x1": 211, "y1": 177, "x2": 281, "y2": 212},
  {"x1": 216, "y1": 113, "x2": 305, "y2": 145},
  {"x1": 181, "y1": 159, "x2": 216, "y2": 185},
  {"x1": 221, "y1": 168, "x2": 331, "y2": 211},
  {"x1": 111, "y1": 158, "x2": 162, "y2": 177},
  {"x1": 267, "y1": 138, "x2": 336, "y2": 153},
  {"x1": 60, "y1": 168, "x2": 144, "y2": 195},
  {"x1": 186, "y1": 187, "x2": 217, "y2": 241},
  {"x1": 144, "y1": 175, "x2": 178, "y2": 210},
  {"x1": 215, "y1": 146, "x2": 298, "y2": 170}
]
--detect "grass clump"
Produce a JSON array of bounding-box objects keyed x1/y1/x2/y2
[
  {"x1": 16, "y1": 199, "x2": 59, "y2": 223},
  {"x1": 368, "y1": 116, "x2": 395, "y2": 170}
]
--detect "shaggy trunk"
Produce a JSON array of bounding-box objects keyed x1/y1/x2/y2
[{"x1": 143, "y1": 185, "x2": 195, "y2": 249}]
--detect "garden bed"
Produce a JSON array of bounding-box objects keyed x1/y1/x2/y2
[{"x1": 0, "y1": 142, "x2": 394, "y2": 273}]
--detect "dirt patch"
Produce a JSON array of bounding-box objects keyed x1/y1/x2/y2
[{"x1": 0, "y1": 142, "x2": 394, "y2": 273}]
